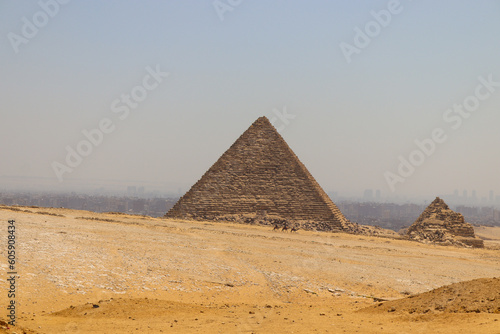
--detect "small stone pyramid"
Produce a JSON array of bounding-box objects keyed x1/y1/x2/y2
[
  {"x1": 165, "y1": 116, "x2": 351, "y2": 231},
  {"x1": 407, "y1": 197, "x2": 484, "y2": 248}
]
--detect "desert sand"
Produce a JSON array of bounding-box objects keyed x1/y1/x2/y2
[{"x1": 1, "y1": 205, "x2": 500, "y2": 333}]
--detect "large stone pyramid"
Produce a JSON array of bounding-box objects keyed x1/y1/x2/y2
[
  {"x1": 407, "y1": 197, "x2": 484, "y2": 248},
  {"x1": 165, "y1": 116, "x2": 350, "y2": 231}
]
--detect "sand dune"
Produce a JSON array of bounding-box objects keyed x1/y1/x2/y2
[{"x1": 362, "y1": 277, "x2": 500, "y2": 314}]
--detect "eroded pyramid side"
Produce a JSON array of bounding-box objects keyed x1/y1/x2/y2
[
  {"x1": 165, "y1": 116, "x2": 350, "y2": 231},
  {"x1": 407, "y1": 197, "x2": 484, "y2": 248}
]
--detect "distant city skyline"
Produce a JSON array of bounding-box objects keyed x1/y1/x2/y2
[
  {"x1": 2, "y1": 174, "x2": 500, "y2": 211},
  {"x1": 2, "y1": 190, "x2": 500, "y2": 230}
]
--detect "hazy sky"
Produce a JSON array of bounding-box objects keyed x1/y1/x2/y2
[{"x1": 1, "y1": 1, "x2": 499, "y2": 200}]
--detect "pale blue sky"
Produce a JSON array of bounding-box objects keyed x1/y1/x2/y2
[{"x1": 1, "y1": 1, "x2": 499, "y2": 200}]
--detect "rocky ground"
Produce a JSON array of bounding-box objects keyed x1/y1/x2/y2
[
  {"x1": 363, "y1": 277, "x2": 500, "y2": 314},
  {"x1": 1, "y1": 205, "x2": 500, "y2": 333}
]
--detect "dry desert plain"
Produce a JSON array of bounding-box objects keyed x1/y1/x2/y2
[{"x1": 1, "y1": 205, "x2": 500, "y2": 333}]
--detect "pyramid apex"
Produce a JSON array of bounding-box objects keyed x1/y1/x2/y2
[
  {"x1": 430, "y1": 197, "x2": 448, "y2": 210},
  {"x1": 253, "y1": 116, "x2": 272, "y2": 125},
  {"x1": 247, "y1": 116, "x2": 278, "y2": 133}
]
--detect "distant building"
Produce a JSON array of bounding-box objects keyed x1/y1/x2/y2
[
  {"x1": 127, "y1": 186, "x2": 137, "y2": 196},
  {"x1": 363, "y1": 189, "x2": 373, "y2": 201}
]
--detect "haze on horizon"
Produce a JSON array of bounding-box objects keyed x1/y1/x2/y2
[{"x1": 1, "y1": 1, "x2": 500, "y2": 202}]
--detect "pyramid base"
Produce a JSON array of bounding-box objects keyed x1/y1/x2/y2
[
  {"x1": 166, "y1": 212, "x2": 347, "y2": 232},
  {"x1": 408, "y1": 231, "x2": 485, "y2": 248},
  {"x1": 455, "y1": 236, "x2": 484, "y2": 248}
]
